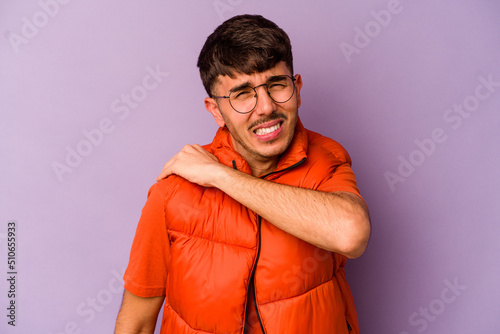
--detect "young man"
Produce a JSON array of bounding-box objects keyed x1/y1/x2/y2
[{"x1": 115, "y1": 14, "x2": 370, "y2": 334}]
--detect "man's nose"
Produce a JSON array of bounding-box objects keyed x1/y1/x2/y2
[{"x1": 253, "y1": 85, "x2": 275, "y2": 116}]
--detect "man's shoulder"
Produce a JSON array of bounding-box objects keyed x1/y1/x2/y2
[
  {"x1": 148, "y1": 174, "x2": 199, "y2": 200},
  {"x1": 148, "y1": 140, "x2": 218, "y2": 200},
  {"x1": 304, "y1": 128, "x2": 352, "y2": 165}
]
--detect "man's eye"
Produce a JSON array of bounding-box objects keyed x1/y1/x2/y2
[
  {"x1": 269, "y1": 82, "x2": 287, "y2": 90},
  {"x1": 233, "y1": 90, "x2": 252, "y2": 99}
]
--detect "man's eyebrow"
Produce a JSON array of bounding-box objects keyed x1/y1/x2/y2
[
  {"x1": 229, "y1": 81, "x2": 251, "y2": 93},
  {"x1": 267, "y1": 75, "x2": 288, "y2": 83},
  {"x1": 228, "y1": 75, "x2": 288, "y2": 92}
]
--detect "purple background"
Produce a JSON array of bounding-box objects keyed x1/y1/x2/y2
[{"x1": 1, "y1": 0, "x2": 499, "y2": 333}]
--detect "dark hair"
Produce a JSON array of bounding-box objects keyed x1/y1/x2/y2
[{"x1": 197, "y1": 14, "x2": 294, "y2": 96}]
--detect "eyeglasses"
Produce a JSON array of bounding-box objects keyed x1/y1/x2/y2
[{"x1": 212, "y1": 75, "x2": 296, "y2": 114}]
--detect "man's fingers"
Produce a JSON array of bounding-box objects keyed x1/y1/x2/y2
[
  {"x1": 192, "y1": 144, "x2": 204, "y2": 152},
  {"x1": 155, "y1": 144, "x2": 220, "y2": 182},
  {"x1": 156, "y1": 159, "x2": 175, "y2": 182},
  {"x1": 156, "y1": 166, "x2": 168, "y2": 182},
  {"x1": 155, "y1": 145, "x2": 195, "y2": 181}
]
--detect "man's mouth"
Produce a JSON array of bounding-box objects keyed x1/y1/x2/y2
[{"x1": 254, "y1": 122, "x2": 282, "y2": 135}]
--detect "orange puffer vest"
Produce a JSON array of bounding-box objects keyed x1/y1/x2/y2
[{"x1": 160, "y1": 120, "x2": 359, "y2": 333}]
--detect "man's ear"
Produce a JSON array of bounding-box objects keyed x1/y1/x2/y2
[
  {"x1": 205, "y1": 97, "x2": 226, "y2": 127},
  {"x1": 294, "y1": 74, "x2": 303, "y2": 109}
]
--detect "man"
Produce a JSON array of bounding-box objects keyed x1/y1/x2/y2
[{"x1": 115, "y1": 14, "x2": 370, "y2": 334}]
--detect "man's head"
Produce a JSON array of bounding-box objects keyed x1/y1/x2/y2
[
  {"x1": 197, "y1": 14, "x2": 294, "y2": 97},
  {"x1": 199, "y1": 15, "x2": 302, "y2": 174}
]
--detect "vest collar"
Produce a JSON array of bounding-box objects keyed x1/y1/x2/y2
[{"x1": 210, "y1": 118, "x2": 308, "y2": 177}]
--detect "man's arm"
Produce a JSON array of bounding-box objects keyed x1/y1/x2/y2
[
  {"x1": 114, "y1": 290, "x2": 164, "y2": 334},
  {"x1": 156, "y1": 144, "x2": 371, "y2": 258}
]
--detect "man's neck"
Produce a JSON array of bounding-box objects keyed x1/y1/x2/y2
[
  {"x1": 237, "y1": 150, "x2": 280, "y2": 176},
  {"x1": 248, "y1": 160, "x2": 278, "y2": 177},
  {"x1": 228, "y1": 135, "x2": 280, "y2": 176}
]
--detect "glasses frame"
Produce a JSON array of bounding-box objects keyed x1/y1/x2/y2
[{"x1": 212, "y1": 75, "x2": 297, "y2": 114}]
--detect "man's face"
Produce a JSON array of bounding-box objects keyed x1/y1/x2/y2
[{"x1": 205, "y1": 62, "x2": 303, "y2": 171}]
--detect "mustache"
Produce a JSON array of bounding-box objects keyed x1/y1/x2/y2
[{"x1": 248, "y1": 112, "x2": 288, "y2": 131}]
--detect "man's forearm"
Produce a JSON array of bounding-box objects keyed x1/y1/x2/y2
[
  {"x1": 114, "y1": 291, "x2": 164, "y2": 334},
  {"x1": 115, "y1": 313, "x2": 156, "y2": 334},
  {"x1": 213, "y1": 166, "x2": 371, "y2": 258}
]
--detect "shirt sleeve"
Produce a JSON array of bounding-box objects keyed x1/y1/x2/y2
[
  {"x1": 310, "y1": 133, "x2": 363, "y2": 199},
  {"x1": 123, "y1": 181, "x2": 171, "y2": 297},
  {"x1": 317, "y1": 161, "x2": 362, "y2": 197}
]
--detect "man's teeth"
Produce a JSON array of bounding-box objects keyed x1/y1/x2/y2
[{"x1": 255, "y1": 123, "x2": 281, "y2": 135}]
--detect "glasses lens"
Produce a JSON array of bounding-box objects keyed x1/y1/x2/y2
[
  {"x1": 228, "y1": 76, "x2": 295, "y2": 114},
  {"x1": 268, "y1": 76, "x2": 295, "y2": 103},
  {"x1": 229, "y1": 86, "x2": 256, "y2": 114}
]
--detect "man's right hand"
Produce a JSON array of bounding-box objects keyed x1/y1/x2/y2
[{"x1": 155, "y1": 144, "x2": 230, "y2": 187}]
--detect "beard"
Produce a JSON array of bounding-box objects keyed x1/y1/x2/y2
[{"x1": 221, "y1": 110, "x2": 298, "y2": 162}]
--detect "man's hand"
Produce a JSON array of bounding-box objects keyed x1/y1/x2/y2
[{"x1": 156, "y1": 144, "x2": 229, "y2": 187}]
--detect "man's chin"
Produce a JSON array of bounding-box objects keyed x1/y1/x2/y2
[{"x1": 253, "y1": 141, "x2": 290, "y2": 159}]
